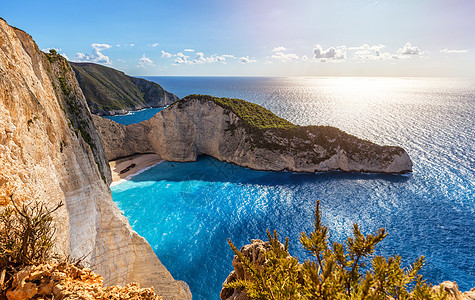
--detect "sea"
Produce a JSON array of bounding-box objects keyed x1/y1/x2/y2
[{"x1": 108, "y1": 77, "x2": 475, "y2": 299}]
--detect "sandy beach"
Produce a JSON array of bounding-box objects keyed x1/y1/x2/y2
[{"x1": 109, "y1": 153, "x2": 163, "y2": 185}]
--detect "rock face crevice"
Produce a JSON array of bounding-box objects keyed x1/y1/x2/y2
[
  {"x1": 94, "y1": 96, "x2": 412, "y2": 174},
  {"x1": 0, "y1": 18, "x2": 190, "y2": 299}
]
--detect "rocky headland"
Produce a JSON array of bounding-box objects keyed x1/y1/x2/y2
[
  {"x1": 0, "y1": 18, "x2": 190, "y2": 299},
  {"x1": 94, "y1": 95, "x2": 413, "y2": 174},
  {"x1": 71, "y1": 62, "x2": 178, "y2": 116}
]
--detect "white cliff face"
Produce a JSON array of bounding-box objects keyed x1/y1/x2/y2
[
  {"x1": 0, "y1": 19, "x2": 190, "y2": 299},
  {"x1": 95, "y1": 97, "x2": 412, "y2": 174}
]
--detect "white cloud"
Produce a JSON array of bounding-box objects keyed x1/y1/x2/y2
[
  {"x1": 151, "y1": 43, "x2": 159, "y2": 47},
  {"x1": 162, "y1": 50, "x2": 235, "y2": 65},
  {"x1": 174, "y1": 52, "x2": 191, "y2": 64},
  {"x1": 240, "y1": 56, "x2": 257, "y2": 64},
  {"x1": 271, "y1": 52, "x2": 299, "y2": 62},
  {"x1": 138, "y1": 54, "x2": 155, "y2": 68},
  {"x1": 397, "y1": 42, "x2": 422, "y2": 55},
  {"x1": 440, "y1": 48, "x2": 469, "y2": 54},
  {"x1": 161, "y1": 51, "x2": 173, "y2": 58},
  {"x1": 116, "y1": 44, "x2": 136, "y2": 47},
  {"x1": 313, "y1": 45, "x2": 347, "y2": 61},
  {"x1": 195, "y1": 52, "x2": 212, "y2": 63},
  {"x1": 272, "y1": 46, "x2": 287, "y2": 52},
  {"x1": 348, "y1": 44, "x2": 394, "y2": 61},
  {"x1": 348, "y1": 44, "x2": 385, "y2": 51},
  {"x1": 194, "y1": 52, "x2": 229, "y2": 64},
  {"x1": 75, "y1": 43, "x2": 112, "y2": 64},
  {"x1": 270, "y1": 46, "x2": 299, "y2": 62}
]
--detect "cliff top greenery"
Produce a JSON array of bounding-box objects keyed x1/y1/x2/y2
[{"x1": 180, "y1": 94, "x2": 296, "y2": 130}]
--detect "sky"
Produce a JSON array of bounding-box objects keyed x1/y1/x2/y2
[{"x1": 1, "y1": 0, "x2": 474, "y2": 77}]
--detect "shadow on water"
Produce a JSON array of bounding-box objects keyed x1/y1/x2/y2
[{"x1": 127, "y1": 155, "x2": 411, "y2": 185}]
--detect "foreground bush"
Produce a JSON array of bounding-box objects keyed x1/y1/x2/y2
[
  {"x1": 225, "y1": 201, "x2": 447, "y2": 300},
  {"x1": 0, "y1": 195, "x2": 62, "y2": 294}
]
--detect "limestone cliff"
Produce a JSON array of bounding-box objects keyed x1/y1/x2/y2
[
  {"x1": 71, "y1": 62, "x2": 178, "y2": 116},
  {"x1": 94, "y1": 95, "x2": 412, "y2": 174},
  {"x1": 0, "y1": 18, "x2": 190, "y2": 299}
]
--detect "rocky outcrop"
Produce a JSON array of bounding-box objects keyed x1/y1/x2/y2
[
  {"x1": 433, "y1": 282, "x2": 475, "y2": 300},
  {"x1": 95, "y1": 95, "x2": 412, "y2": 174},
  {"x1": 71, "y1": 62, "x2": 178, "y2": 116},
  {"x1": 220, "y1": 239, "x2": 276, "y2": 300},
  {"x1": 0, "y1": 18, "x2": 190, "y2": 299},
  {"x1": 6, "y1": 263, "x2": 161, "y2": 300}
]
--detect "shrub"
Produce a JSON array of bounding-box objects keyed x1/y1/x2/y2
[
  {"x1": 0, "y1": 195, "x2": 63, "y2": 292},
  {"x1": 225, "y1": 200, "x2": 447, "y2": 300},
  {"x1": 45, "y1": 49, "x2": 60, "y2": 63},
  {"x1": 58, "y1": 76, "x2": 71, "y2": 96}
]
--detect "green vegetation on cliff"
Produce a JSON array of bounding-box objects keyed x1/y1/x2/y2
[
  {"x1": 42, "y1": 52, "x2": 110, "y2": 183},
  {"x1": 71, "y1": 62, "x2": 178, "y2": 115},
  {"x1": 179, "y1": 95, "x2": 296, "y2": 130},
  {"x1": 224, "y1": 201, "x2": 446, "y2": 300}
]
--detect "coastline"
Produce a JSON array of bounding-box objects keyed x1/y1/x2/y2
[{"x1": 109, "y1": 153, "x2": 163, "y2": 186}]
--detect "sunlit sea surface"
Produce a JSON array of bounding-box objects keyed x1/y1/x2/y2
[{"x1": 109, "y1": 77, "x2": 475, "y2": 299}]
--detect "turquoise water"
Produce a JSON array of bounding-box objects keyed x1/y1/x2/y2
[
  {"x1": 103, "y1": 107, "x2": 164, "y2": 125},
  {"x1": 110, "y1": 77, "x2": 475, "y2": 299}
]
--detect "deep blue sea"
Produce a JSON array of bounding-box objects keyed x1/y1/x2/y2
[{"x1": 109, "y1": 77, "x2": 475, "y2": 299}]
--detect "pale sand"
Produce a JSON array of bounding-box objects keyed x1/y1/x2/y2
[{"x1": 109, "y1": 153, "x2": 163, "y2": 186}]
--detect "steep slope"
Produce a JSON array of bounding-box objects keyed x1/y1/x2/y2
[
  {"x1": 71, "y1": 62, "x2": 178, "y2": 115},
  {"x1": 0, "y1": 18, "x2": 190, "y2": 299},
  {"x1": 93, "y1": 95, "x2": 412, "y2": 174}
]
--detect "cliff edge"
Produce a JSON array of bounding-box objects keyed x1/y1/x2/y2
[
  {"x1": 94, "y1": 95, "x2": 412, "y2": 174},
  {"x1": 0, "y1": 18, "x2": 190, "y2": 299}
]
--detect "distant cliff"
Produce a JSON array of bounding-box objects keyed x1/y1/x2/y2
[
  {"x1": 94, "y1": 95, "x2": 412, "y2": 174},
  {"x1": 0, "y1": 18, "x2": 190, "y2": 299},
  {"x1": 71, "y1": 62, "x2": 178, "y2": 116}
]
